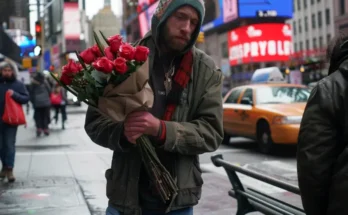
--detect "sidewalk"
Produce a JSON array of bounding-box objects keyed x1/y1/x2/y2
[{"x1": 0, "y1": 106, "x2": 241, "y2": 215}]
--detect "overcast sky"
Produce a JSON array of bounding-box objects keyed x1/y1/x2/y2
[{"x1": 29, "y1": 0, "x2": 122, "y2": 36}]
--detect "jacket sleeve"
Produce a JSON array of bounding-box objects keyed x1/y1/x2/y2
[
  {"x1": 84, "y1": 106, "x2": 133, "y2": 152},
  {"x1": 297, "y1": 84, "x2": 338, "y2": 215},
  {"x1": 162, "y1": 69, "x2": 224, "y2": 155},
  {"x1": 12, "y1": 82, "x2": 30, "y2": 104}
]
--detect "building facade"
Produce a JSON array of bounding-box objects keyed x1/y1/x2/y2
[
  {"x1": 91, "y1": 0, "x2": 121, "y2": 40},
  {"x1": 290, "y1": 0, "x2": 335, "y2": 83},
  {"x1": 334, "y1": 0, "x2": 348, "y2": 35},
  {"x1": 0, "y1": 0, "x2": 30, "y2": 31}
]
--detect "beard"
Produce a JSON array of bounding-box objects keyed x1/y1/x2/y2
[
  {"x1": 161, "y1": 27, "x2": 189, "y2": 53},
  {"x1": 1, "y1": 74, "x2": 15, "y2": 81}
]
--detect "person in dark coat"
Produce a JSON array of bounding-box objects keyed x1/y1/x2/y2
[
  {"x1": 0, "y1": 61, "x2": 29, "y2": 182},
  {"x1": 30, "y1": 72, "x2": 51, "y2": 136},
  {"x1": 297, "y1": 33, "x2": 348, "y2": 215}
]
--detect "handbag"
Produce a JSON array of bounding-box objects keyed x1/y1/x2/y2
[
  {"x1": 50, "y1": 93, "x2": 62, "y2": 105},
  {"x1": 2, "y1": 91, "x2": 26, "y2": 126}
]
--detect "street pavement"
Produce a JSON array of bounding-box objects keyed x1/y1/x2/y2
[{"x1": 0, "y1": 104, "x2": 303, "y2": 215}]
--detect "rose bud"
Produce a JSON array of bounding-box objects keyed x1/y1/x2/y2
[
  {"x1": 133, "y1": 46, "x2": 150, "y2": 62},
  {"x1": 60, "y1": 60, "x2": 82, "y2": 85},
  {"x1": 92, "y1": 57, "x2": 114, "y2": 74},
  {"x1": 104, "y1": 46, "x2": 115, "y2": 61},
  {"x1": 91, "y1": 45, "x2": 103, "y2": 57},
  {"x1": 108, "y1": 34, "x2": 123, "y2": 54},
  {"x1": 118, "y1": 43, "x2": 135, "y2": 60},
  {"x1": 79, "y1": 48, "x2": 96, "y2": 64},
  {"x1": 113, "y1": 57, "x2": 128, "y2": 74}
]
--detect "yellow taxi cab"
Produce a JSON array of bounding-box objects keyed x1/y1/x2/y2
[{"x1": 223, "y1": 67, "x2": 311, "y2": 154}]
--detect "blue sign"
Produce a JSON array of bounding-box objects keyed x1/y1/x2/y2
[
  {"x1": 201, "y1": 0, "x2": 224, "y2": 32},
  {"x1": 238, "y1": 0, "x2": 293, "y2": 18},
  {"x1": 43, "y1": 50, "x2": 51, "y2": 70}
]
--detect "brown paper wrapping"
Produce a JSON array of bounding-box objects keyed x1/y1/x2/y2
[{"x1": 97, "y1": 59, "x2": 154, "y2": 122}]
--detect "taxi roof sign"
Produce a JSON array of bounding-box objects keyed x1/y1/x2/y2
[{"x1": 251, "y1": 67, "x2": 286, "y2": 84}]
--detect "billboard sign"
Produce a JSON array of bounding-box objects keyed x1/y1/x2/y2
[
  {"x1": 238, "y1": 0, "x2": 293, "y2": 18},
  {"x1": 228, "y1": 23, "x2": 292, "y2": 66},
  {"x1": 202, "y1": 0, "x2": 238, "y2": 31},
  {"x1": 138, "y1": 0, "x2": 159, "y2": 37},
  {"x1": 64, "y1": 2, "x2": 80, "y2": 40}
]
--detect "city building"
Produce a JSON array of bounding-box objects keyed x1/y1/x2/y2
[
  {"x1": 0, "y1": 0, "x2": 29, "y2": 65},
  {"x1": 334, "y1": 0, "x2": 348, "y2": 35},
  {"x1": 290, "y1": 0, "x2": 335, "y2": 83},
  {"x1": 122, "y1": 0, "x2": 140, "y2": 42},
  {"x1": 0, "y1": 0, "x2": 30, "y2": 32},
  {"x1": 92, "y1": 0, "x2": 121, "y2": 40}
]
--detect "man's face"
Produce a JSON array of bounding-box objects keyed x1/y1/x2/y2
[
  {"x1": 162, "y1": 6, "x2": 199, "y2": 52},
  {"x1": 1, "y1": 66, "x2": 13, "y2": 79}
]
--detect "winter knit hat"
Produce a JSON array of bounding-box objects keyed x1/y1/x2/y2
[{"x1": 151, "y1": 0, "x2": 205, "y2": 52}]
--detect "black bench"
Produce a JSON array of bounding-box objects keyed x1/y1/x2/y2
[{"x1": 211, "y1": 154, "x2": 305, "y2": 215}]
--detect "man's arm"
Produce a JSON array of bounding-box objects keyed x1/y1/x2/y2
[
  {"x1": 12, "y1": 82, "x2": 30, "y2": 104},
  {"x1": 162, "y1": 70, "x2": 224, "y2": 155},
  {"x1": 84, "y1": 106, "x2": 133, "y2": 152},
  {"x1": 297, "y1": 84, "x2": 338, "y2": 215}
]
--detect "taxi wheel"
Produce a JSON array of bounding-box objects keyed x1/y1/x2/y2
[
  {"x1": 257, "y1": 121, "x2": 274, "y2": 154},
  {"x1": 222, "y1": 132, "x2": 231, "y2": 145}
]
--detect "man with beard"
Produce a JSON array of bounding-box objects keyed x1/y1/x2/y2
[
  {"x1": 85, "y1": 0, "x2": 223, "y2": 214},
  {"x1": 0, "y1": 61, "x2": 29, "y2": 182}
]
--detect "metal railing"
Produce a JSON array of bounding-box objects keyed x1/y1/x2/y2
[{"x1": 211, "y1": 154, "x2": 305, "y2": 215}]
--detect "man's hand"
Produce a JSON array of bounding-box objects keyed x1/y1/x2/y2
[
  {"x1": 124, "y1": 111, "x2": 161, "y2": 144},
  {"x1": 7, "y1": 90, "x2": 14, "y2": 96}
]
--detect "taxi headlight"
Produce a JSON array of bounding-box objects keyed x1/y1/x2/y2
[{"x1": 273, "y1": 116, "x2": 302, "y2": 124}]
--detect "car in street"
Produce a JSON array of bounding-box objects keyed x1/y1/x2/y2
[
  {"x1": 223, "y1": 83, "x2": 310, "y2": 154},
  {"x1": 66, "y1": 91, "x2": 81, "y2": 106}
]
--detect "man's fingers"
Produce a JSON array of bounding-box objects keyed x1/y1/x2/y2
[
  {"x1": 124, "y1": 132, "x2": 143, "y2": 144},
  {"x1": 124, "y1": 125, "x2": 146, "y2": 133}
]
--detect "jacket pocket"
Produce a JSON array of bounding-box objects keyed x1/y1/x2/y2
[
  {"x1": 105, "y1": 168, "x2": 115, "y2": 199},
  {"x1": 193, "y1": 160, "x2": 203, "y2": 186}
]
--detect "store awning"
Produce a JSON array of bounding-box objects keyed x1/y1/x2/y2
[{"x1": 0, "y1": 28, "x2": 22, "y2": 64}]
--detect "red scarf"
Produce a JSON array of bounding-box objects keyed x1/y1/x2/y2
[{"x1": 163, "y1": 50, "x2": 193, "y2": 121}]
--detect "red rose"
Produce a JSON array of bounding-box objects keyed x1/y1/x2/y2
[
  {"x1": 119, "y1": 44, "x2": 135, "y2": 60},
  {"x1": 92, "y1": 57, "x2": 114, "y2": 74},
  {"x1": 91, "y1": 45, "x2": 103, "y2": 57},
  {"x1": 133, "y1": 46, "x2": 149, "y2": 62},
  {"x1": 79, "y1": 48, "x2": 96, "y2": 64},
  {"x1": 108, "y1": 35, "x2": 123, "y2": 54},
  {"x1": 104, "y1": 46, "x2": 115, "y2": 61},
  {"x1": 60, "y1": 60, "x2": 82, "y2": 85},
  {"x1": 113, "y1": 57, "x2": 128, "y2": 74}
]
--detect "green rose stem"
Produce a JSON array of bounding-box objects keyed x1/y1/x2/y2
[
  {"x1": 137, "y1": 135, "x2": 178, "y2": 203},
  {"x1": 49, "y1": 72, "x2": 97, "y2": 107}
]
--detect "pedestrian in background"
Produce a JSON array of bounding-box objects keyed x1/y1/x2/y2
[
  {"x1": 50, "y1": 85, "x2": 67, "y2": 130},
  {"x1": 297, "y1": 33, "x2": 348, "y2": 215},
  {"x1": 85, "y1": 0, "x2": 224, "y2": 214},
  {"x1": 0, "y1": 61, "x2": 29, "y2": 182},
  {"x1": 30, "y1": 72, "x2": 51, "y2": 137}
]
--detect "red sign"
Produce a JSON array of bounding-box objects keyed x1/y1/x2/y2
[{"x1": 228, "y1": 23, "x2": 293, "y2": 66}]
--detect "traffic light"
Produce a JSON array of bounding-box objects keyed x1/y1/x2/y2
[
  {"x1": 35, "y1": 21, "x2": 42, "y2": 39},
  {"x1": 196, "y1": 32, "x2": 204, "y2": 43}
]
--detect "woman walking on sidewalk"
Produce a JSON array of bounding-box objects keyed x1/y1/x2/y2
[
  {"x1": 50, "y1": 85, "x2": 67, "y2": 129},
  {"x1": 30, "y1": 72, "x2": 51, "y2": 136},
  {"x1": 0, "y1": 62, "x2": 29, "y2": 182}
]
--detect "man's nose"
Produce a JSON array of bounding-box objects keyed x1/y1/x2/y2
[{"x1": 180, "y1": 20, "x2": 191, "y2": 34}]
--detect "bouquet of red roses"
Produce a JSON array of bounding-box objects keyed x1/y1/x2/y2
[{"x1": 51, "y1": 31, "x2": 178, "y2": 203}]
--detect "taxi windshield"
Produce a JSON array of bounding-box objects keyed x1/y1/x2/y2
[{"x1": 256, "y1": 86, "x2": 310, "y2": 104}]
